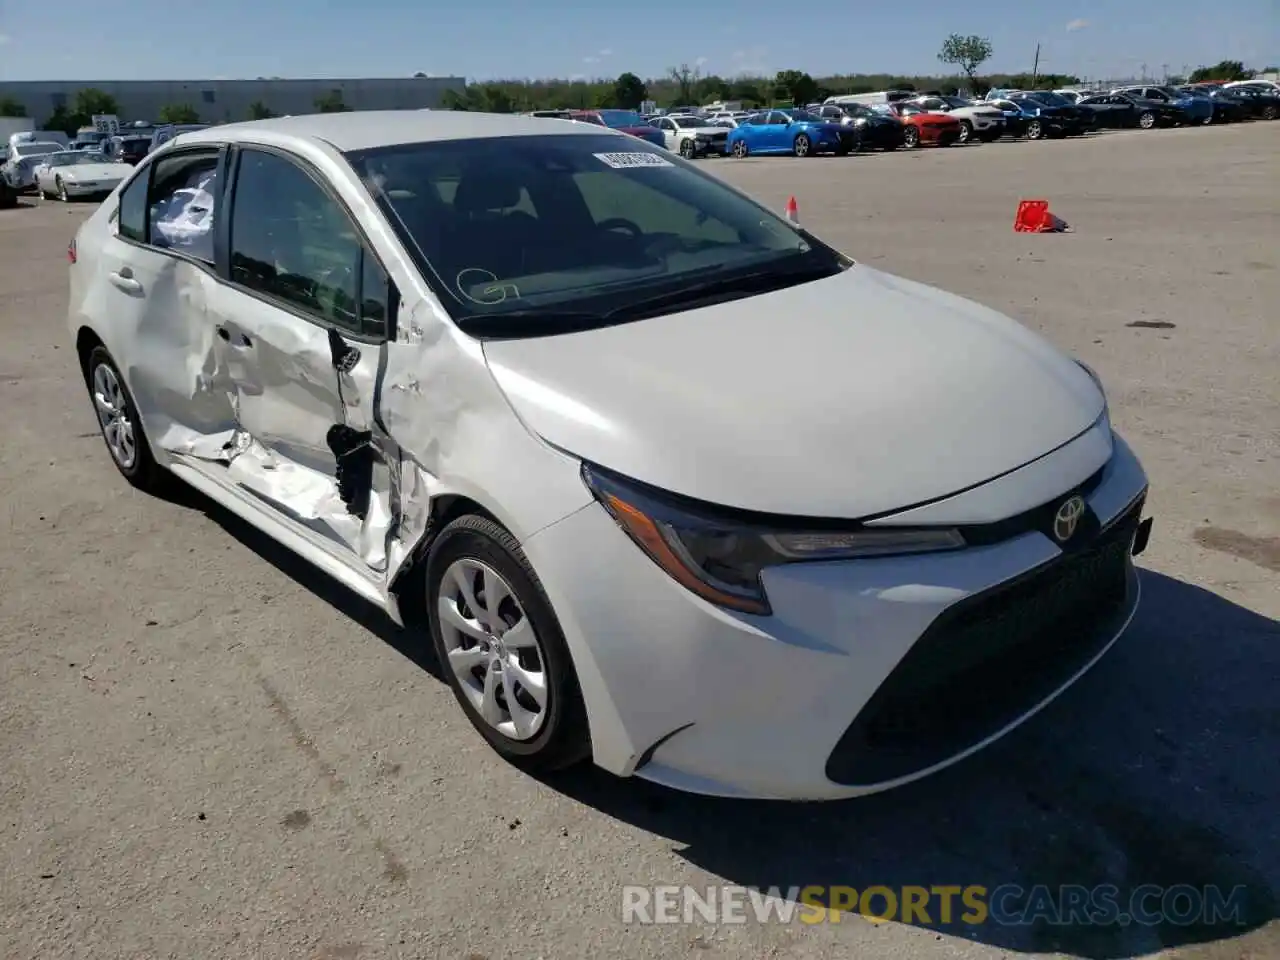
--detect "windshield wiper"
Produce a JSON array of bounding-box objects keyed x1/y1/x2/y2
[
  {"x1": 602, "y1": 263, "x2": 842, "y2": 321},
  {"x1": 456, "y1": 309, "x2": 611, "y2": 339}
]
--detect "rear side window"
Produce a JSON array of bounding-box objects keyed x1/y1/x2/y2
[{"x1": 149, "y1": 150, "x2": 220, "y2": 263}]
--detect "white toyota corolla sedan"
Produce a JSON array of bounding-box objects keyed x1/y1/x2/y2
[{"x1": 67, "y1": 112, "x2": 1152, "y2": 800}]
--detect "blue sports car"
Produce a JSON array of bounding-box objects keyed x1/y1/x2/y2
[{"x1": 725, "y1": 108, "x2": 858, "y2": 158}]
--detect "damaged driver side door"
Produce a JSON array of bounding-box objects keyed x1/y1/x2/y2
[{"x1": 203, "y1": 145, "x2": 398, "y2": 571}]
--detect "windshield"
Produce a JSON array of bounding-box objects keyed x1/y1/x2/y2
[
  {"x1": 14, "y1": 142, "x2": 65, "y2": 158},
  {"x1": 348, "y1": 133, "x2": 846, "y2": 334},
  {"x1": 669, "y1": 116, "x2": 706, "y2": 128},
  {"x1": 597, "y1": 110, "x2": 645, "y2": 128}
]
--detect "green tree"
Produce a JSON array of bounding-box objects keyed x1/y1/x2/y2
[
  {"x1": 73, "y1": 88, "x2": 119, "y2": 117},
  {"x1": 938, "y1": 34, "x2": 994, "y2": 87},
  {"x1": 773, "y1": 70, "x2": 820, "y2": 106},
  {"x1": 612, "y1": 72, "x2": 647, "y2": 110},
  {"x1": 314, "y1": 90, "x2": 350, "y2": 113},
  {"x1": 158, "y1": 103, "x2": 200, "y2": 123},
  {"x1": 729, "y1": 80, "x2": 763, "y2": 105},
  {"x1": 0, "y1": 97, "x2": 26, "y2": 118},
  {"x1": 1188, "y1": 60, "x2": 1251, "y2": 82},
  {"x1": 42, "y1": 106, "x2": 79, "y2": 135},
  {"x1": 248, "y1": 100, "x2": 277, "y2": 120}
]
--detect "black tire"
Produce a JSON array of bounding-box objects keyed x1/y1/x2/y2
[
  {"x1": 1138, "y1": 111, "x2": 1156, "y2": 130},
  {"x1": 56, "y1": 176, "x2": 69, "y2": 202},
  {"x1": 1263, "y1": 106, "x2": 1278, "y2": 121},
  {"x1": 903, "y1": 126, "x2": 920, "y2": 148},
  {"x1": 425, "y1": 514, "x2": 591, "y2": 772},
  {"x1": 0, "y1": 184, "x2": 14, "y2": 209},
  {"x1": 1025, "y1": 120, "x2": 1043, "y2": 140},
  {"x1": 792, "y1": 133, "x2": 812, "y2": 157},
  {"x1": 958, "y1": 120, "x2": 974, "y2": 143},
  {"x1": 979, "y1": 131, "x2": 1000, "y2": 142},
  {"x1": 83, "y1": 345, "x2": 166, "y2": 491},
  {"x1": 678, "y1": 138, "x2": 696, "y2": 159},
  {"x1": 731, "y1": 139, "x2": 749, "y2": 158}
]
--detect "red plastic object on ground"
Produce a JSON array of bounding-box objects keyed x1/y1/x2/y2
[
  {"x1": 1014, "y1": 199, "x2": 1070, "y2": 233},
  {"x1": 785, "y1": 195, "x2": 799, "y2": 224}
]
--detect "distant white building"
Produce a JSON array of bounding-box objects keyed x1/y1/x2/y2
[{"x1": 0, "y1": 76, "x2": 467, "y2": 125}]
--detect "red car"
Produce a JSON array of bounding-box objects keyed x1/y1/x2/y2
[
  {"x1": 881, "y1": 103, "x2": 963, "y2": 147},
  {"x1": 567, "y1": 110, "x2": 667, "y2": 148}
]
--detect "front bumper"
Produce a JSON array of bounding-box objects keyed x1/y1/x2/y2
[{"x1": 522, "y1": 429, "x2": 1150, "y2": 800}]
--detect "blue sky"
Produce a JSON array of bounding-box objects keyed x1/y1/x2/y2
[{"x1": 1, "y1": 0, "x2": 1276, "y2": 82}]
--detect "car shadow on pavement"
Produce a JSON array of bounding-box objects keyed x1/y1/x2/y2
[
  {"x1": 543, "y1": 570, "x2": 1279, "y2": 959},
  {"x1": 164, "y1": 482, "x2": 443, "y2": 682}
]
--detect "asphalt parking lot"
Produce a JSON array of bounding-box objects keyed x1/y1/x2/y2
[{"x1": 1, "y1": 123, "x2": 1277, "y2": 960}]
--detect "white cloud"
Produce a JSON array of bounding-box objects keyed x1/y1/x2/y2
[
  {"x1": 598, "y1": 48, "x2": 613, "y2": 56},
  {"x1": 583, "y1": 56, "x2": 599, "y2": 64},
  {"x1": 1066, "y1": 18, "x2": 1090, "y2": 31}
]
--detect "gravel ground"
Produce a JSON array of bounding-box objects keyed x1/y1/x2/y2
[{"x1": 1, "y1": 122, "x2": 1277, "y2": 960}]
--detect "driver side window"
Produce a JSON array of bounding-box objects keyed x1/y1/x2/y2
[{"x1": 229, "y1": 148, "x2": 387, "y2": 338}]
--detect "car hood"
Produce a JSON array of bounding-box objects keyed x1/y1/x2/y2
[
  {"x1": 482, "y1": 265, "x2": 1105, "y2": 518},
  {"x1": 62, "y1": 163, "x2": 130, "y2": 178}
]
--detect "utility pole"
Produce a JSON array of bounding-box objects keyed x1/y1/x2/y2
[
  {"x1": 1162, "y1": 63, "x2": 1169, "y2": 82},
  {"x1": 1140, "y1": 62, "x2": 1148, "y2": 82},
  {"x1": 1032, "y1": 43, "x2": 1041, "y2": 86}
]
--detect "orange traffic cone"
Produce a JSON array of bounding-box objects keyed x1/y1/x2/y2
[
  {"x1": 785, "y1": 195, "x2": 799, "y2": 224},
  {"x1": 1014, "y1": 199, "x2": 1070, "y2": 233}
]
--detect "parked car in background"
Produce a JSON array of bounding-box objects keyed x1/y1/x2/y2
[
  {"x1": 528, "y1": 110, "x2": 573, "y2": 119},
  {"x1": 1113, "y1": 86, "x2": 1212, "y2": 124},
  {"x1": 34, "y1": 150, "x2": 135, "y2": 201},
  {"x1": 1175, "y1": 86, "x2": 1248, "y2": 123},
  {"x1": 648, "y1": 114, "x2": 729, "y2": 158},
  {"x1": 992, "y1": 94, "x2": 1086, "y2": 138},
  {"x1": 567, "y1": 110, "x2": 666, "y2": 147},
  {"x1": 105, "y1": 135, "x2": 154, "y2": 165},
  {"x1": 875, "y1": 102, "x2": 962, "y2": 148},
  {"x1": 1076, "y1": 92, "x2": 1184, "y2": 129},
  {"x1": 809, "y1": 103, "x2": 905, "y2": 150},
  {"x1": 1224, "y1": 79, "x2": 1280, "y2": 96},
  {"x1": 903, "y1": 94, "x2": 1006, "y2": 143},
  {"x1": 1, "y1": 140, "x2": 68, "y2": 194},
  {"x1": 1210, "y1": 84, "x2": 1280, "y2": 120},
  {"x1": 726, "y1": 109, "x2": 857, "y2": 157}
]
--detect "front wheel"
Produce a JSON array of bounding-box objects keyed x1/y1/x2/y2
[
  {"x1": 1025, "y1": 120, "x2": 1043, "y2": 140},
  {"x1": 678, "y1": 138, "x2": 696, "y2": 159},
  {"x1": 1262, "y1": 105, "x2": 1278, "y2": 121},
  {"x1": 902, "y1": 126, "x2": 920, "y2": 148},
  {"x1": 426, "y1": 514, "x2": 591, "y2": 772},
  {"x1": 731, "y1": 139, "x2": 749, "y2": 158},
  {"x1": 1138, "y1": 111, "x2": 1156, "y2": 130},
  {"x1": 56, "y1": 177, "x2": 69, "y2": 202},
  {"x1": 792, "y1": 133, "x2": 812, "y2": 157},
  {"x1": 958, "y1": 120, "x2": 973, "y2": 143}
]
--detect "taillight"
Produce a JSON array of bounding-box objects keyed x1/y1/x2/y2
[{"x1": 67, "y1": 238, "x2": 77, "y2": 264}]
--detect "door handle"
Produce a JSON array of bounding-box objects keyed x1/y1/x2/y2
[{"x1": 108, "y1": 271, "x2": 142, "y2": 294}]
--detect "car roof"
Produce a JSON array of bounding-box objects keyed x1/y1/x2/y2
[{"x1": 176, "y1": 110, "x2": 604, "y2": 152}]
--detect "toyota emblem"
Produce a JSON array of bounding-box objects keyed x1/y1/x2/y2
[{"x1": 1052, "y1": 495, "x2": 1087, "y2": 543}]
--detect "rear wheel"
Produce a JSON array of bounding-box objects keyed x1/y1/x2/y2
[
  {"x1": 84, "y1": 346, "x2": 165, "y2": 491},
  {"x1": 56, "y1": 176, "x2": 69, "y2": 202},
  {"x1": 678, "y1": 138, "x2": 696, "y2": 159},
  {"x1": 902, "y1": 126, "x2": 920, "y2": 148},
  {"x1": 1262, "y1": 105, "x2": 1278, "y2": 121},
  {"x1": 426, "y1": 514, "x2": 590, "y2": 772}
]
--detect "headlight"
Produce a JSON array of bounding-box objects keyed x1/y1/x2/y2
[{"x1": 583, "y1": 464, "x2": 965, "y2": 616}]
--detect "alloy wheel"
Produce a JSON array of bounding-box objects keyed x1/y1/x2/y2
[
  {"x1": 793, "y1": 134, "x2": 810, "y2": 157},
  {"x1": 92, "y1": 362, "x2": 137, "y2": 470},
  {"x1": 732, "y1": 140, "x2": 748, "y2": 158},
  {"x1": 437, "y1": 558, "x2": 549, "y2": 741},
  {"x1": 958, "y1": 121, "x2": 972, "y2": 143},
  {"x1": 1139, "y1": 112, "x2": 1155, "y2": 130}
]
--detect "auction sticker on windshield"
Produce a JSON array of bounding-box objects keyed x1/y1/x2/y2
[{"x1": 593, "y1": 152, "x2": 674, "y2": 169}]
